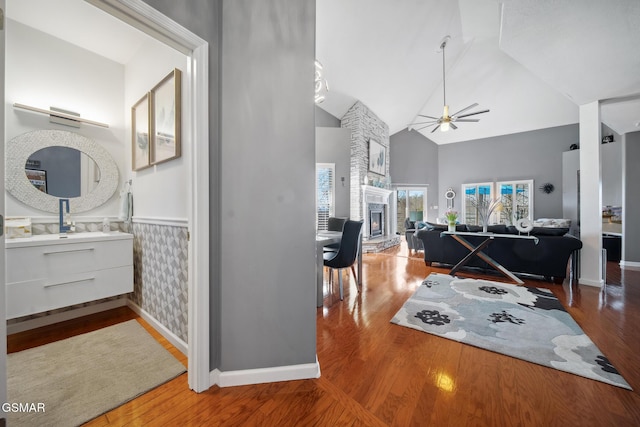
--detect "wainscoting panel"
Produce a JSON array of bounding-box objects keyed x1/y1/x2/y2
[{"x1": 132, "y1": 221, "x2": 189, "y2": 343}]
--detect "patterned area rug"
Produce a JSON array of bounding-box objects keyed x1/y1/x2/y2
[{"x1": 391, "y1": 273, "x2": 631, "y2": 389}]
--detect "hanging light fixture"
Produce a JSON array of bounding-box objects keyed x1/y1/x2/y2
[
  {"x1": 408, "y1": 36, "x2": 489, "y2": 133},
  {"x1": 315, "y1": 59, "x2": 329, "y2": 103}
]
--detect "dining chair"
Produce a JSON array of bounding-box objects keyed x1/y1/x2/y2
[
  {"x1": 323, "y1": 219, "x2": 363, "y2": 301},
  {"x1": 323, "y1": 217, "x2": 348, "y2": 253}
]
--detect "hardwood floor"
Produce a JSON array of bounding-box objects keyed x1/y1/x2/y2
[{"x1": 8, "y1": 243, "x2": 640, "y2": 426}]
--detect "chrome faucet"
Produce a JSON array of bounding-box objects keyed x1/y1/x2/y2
[{"x1": 59, "y1": 198, "x2": 71, "y2": 236}]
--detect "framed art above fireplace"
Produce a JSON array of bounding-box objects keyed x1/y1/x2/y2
[{"x1": 368, "y1": 139, "x2": 385, "y2": 175}]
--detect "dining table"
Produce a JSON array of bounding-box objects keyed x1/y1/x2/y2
[{"x1": 316, "y1": 230, "x2": 362, "y2": 307}]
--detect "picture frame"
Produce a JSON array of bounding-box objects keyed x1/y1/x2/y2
[
  {"x1": 132, "y1": 93, "x2": 151, "y2": 171},
  {"x1": 368, "y1": 139, "x2": 386, "y2": 175},
  {"x1": 25, "y1": 168, "x2": 47, "y2": 193},
  {"x1": 150, "y1": 68, "x2": 181, "y2": 165}
]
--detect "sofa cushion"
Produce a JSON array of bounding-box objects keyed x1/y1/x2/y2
[
  {"x1": 425, "y1": 222, "x2": 446, "y2": 231},
  {"x1": 465, "y1": 224, "x2": 508, "y2": 234},
  {"x1": 427, "y1": 222, "x2": 465, "y2": 232},
  {"x1": 530, "y1": 227, "x2": 569, "y2": 236}
]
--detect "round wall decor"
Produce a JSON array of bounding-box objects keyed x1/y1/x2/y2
[
  {"x1": 539, "y1": 183, "x2": 555, "y2": 194},
  {"x1": 444, "y1": 188, "x2": 455, "y2": 199}
]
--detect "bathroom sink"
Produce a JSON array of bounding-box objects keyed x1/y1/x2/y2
[{"x1": 5, "y1": 231, "x2": 132, "y2": 248}]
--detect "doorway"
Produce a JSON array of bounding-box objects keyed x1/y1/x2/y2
[{"x1": 1, "y1": 0, "x2": 209, "y2": 392}]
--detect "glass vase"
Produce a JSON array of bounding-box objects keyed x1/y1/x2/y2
[{"x1": 448, "y1": 222, "x2": 456, "y2": 233}]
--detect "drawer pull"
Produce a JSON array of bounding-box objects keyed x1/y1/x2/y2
[
  {"x1": 43, "y1": 247, "x2": 95, "y2": 255},
  {"x1": 44, "y1": 277, "x2": 96, "y2": 288}
]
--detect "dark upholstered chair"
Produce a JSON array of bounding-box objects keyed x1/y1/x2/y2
[
  {"x1": 324, "y1": 217, "x2": 348, "y2": 253},
  {"x1": 404, "y1": 218, "x2": 424, "y2": 253},
  {"x1": 323, "y1": 220, "x2": 363, "y2": 300}
]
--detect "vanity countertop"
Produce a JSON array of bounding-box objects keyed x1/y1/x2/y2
[{"x1": 5, "y1": 231, "x2": 133, "y2": 249}]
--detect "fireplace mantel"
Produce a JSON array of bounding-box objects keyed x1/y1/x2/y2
[{"x1": 361, "y1": 185, "x2": 392, "y2": 205}]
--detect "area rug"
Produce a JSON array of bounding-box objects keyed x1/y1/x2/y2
[
  {"x1": 7, "y1": 320, "x2": 187, "y2": 426},
  {"x1": 391, "y1": 273, "x2": 631, "y2": 389}
]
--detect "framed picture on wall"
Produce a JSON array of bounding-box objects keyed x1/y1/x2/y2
[
  {"x1": 25, "y1": 168, "x2": 47, "y2": 193},
  {"x1": 368, "y1": 139, "x2": 386, "y2": 175},
  {"x1": 150, "y1": 68, "x2": 182, "y2": 165},
  {"x1": 132, "y1": 93, "x2": 151, "y2": 171}
]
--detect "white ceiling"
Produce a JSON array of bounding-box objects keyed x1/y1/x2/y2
[
  {"x1": 7, "y1": 0, "x2": 640, "y2": 145},
  {"x1": 316, "y1": 0, "x2": 640, "y2": 144},
  {"x1": 6, "y1": 0, "x2": 149, "y2": 65}
]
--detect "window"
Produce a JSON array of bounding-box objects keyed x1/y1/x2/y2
[
  {"x1": 462, "y1": 182, "x2": 494, "y2": 226},
  {"x1": 462, "y1": 180, "x2": 534, "y2": 226},
  {"x1": 396, "y1": 187, "x2": 427, "y2": 233},
  {"x1": 497, "y1": 180, "x2": 533, "y2": 225},
  {"x1": 316, "y1": 163, "x2": 335, "y2": 231}
]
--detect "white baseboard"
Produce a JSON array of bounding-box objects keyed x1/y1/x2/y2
[
  {"x1": 578, "y1": 277, "x2": 605, "y2": 287},
  {"x1": 7, "y1": 298, "x2": 127, "y2": 335},
  {"x1": 211, "y1": 357, "x2": 321, "y2": 388},
  {"x1": 619, "y1": 260, "x2": 640, "y2": 271},
  {"x1": 126, "y1": 300, "x2": 188, "y2": 356}
]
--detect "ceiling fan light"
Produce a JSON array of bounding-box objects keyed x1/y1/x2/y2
[
  {"x1": 442, "y1": 105, "x2": 449, "y2": 118},
  {"x1": 440, "y1": 121, "x2": 450, "y2": 132}
]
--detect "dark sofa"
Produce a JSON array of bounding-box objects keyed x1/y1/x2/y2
[{"x1": 415, "y1": 223, "x2": 583, "y2": 283}]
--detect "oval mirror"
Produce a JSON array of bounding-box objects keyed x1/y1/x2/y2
[
  {"x1": 6, "y1": 130, "x2": 119, "y2": 213},
  {"x1": 26, "y1": 147, "x2": 101, "y2": 198}
]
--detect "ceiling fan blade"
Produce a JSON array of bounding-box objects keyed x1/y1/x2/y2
[
  {"x1": 414, "y1": 123, "x2": 438, "y2": 132},
  {"x1": 430, "y1": 124, "x2": 441, "y2": 133},
  {"x1": 450, "y1": 122, "x2": 458, "y2": 130},
  {"x1": 409, "y1": 119, "x2": 439, "y2": 126},
  {"x1": 453, "y1": 118, "x2": 480, "y2": 122},
  {"x1": 450, "y1": 103, "x2": 478, "y2": 117},
  {"x1": 456, "y1": 109, "x2": 490, "y2": 119},
  {"x1": 418, "y1": 114, "x2": 440, "y2": 120}
]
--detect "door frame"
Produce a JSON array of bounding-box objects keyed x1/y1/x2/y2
[
  {"x1": 1, "y1": 0, "x2": 8, "y2": 414},
  {"x1": 87, "y1": 0, "x2": 210, "y2": 392}
]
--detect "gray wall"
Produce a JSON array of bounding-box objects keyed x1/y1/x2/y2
[
  {"x1": 389, "y1": 129, "x2": 439, "y2": 222},
  {"x1": 623, "y1": 131, "x2": 640, "y2": 263},
  {"x1": 316, "y1": 127, "x2": 351, "y2": 218},
  {"x1": 315, "y1": 106, "x2": 340, "y2": 127},
  {"x1": 219, "y1": 0, "x2": 316, "y2": 371},
  {"x1": 437, "y1": 124, "x2": 578, "y2": 221},
  {"x1": 142, "y1": 0, "x2": 317, "y2": 373}
]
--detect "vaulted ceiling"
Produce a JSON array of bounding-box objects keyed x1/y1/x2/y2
[
  {"x1": 8, "y1": 0, "x2": 640, "y2": 146},
  {"x1": 316, "y1": 0, "x2": 640, "y2": 144}
]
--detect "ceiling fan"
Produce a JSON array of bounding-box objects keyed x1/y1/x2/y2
[{"x1": 409, "y1": 36, "x2": 489, "y2": 133}]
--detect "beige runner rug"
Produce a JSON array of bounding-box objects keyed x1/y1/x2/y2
[{"x1": 7, "y1": 319, "x2": 186, "y2": 426}]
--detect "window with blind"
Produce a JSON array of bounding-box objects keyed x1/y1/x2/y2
[
  {"x1": 462, "y1": 182, "x2": 494, "y2": 226},
  {"x1": 462, "y1": 180, "x2": 533, "y2": 226},
  {"x1": 497, "y1": 180, "x2": 534, "y2": 225},
  {"x1": 316, "y1": 163, "x2": 335, "y2": 231}
]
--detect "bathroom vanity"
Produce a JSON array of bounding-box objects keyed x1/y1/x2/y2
[{"x1": 5, "y1": 232, "x2": 133, "y2": 319}]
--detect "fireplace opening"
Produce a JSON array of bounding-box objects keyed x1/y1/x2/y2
[{"x1": 370, "y1": 209, "x2": 383, "y2": 237}]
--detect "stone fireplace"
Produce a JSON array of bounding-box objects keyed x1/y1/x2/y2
[{"x1": 340, "y1": 101, "x2": 400, "y2": 252}]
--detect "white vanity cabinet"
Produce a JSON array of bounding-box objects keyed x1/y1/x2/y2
[{"x1": 5, "y1": 232, "x2": 134, "y2": 319}]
